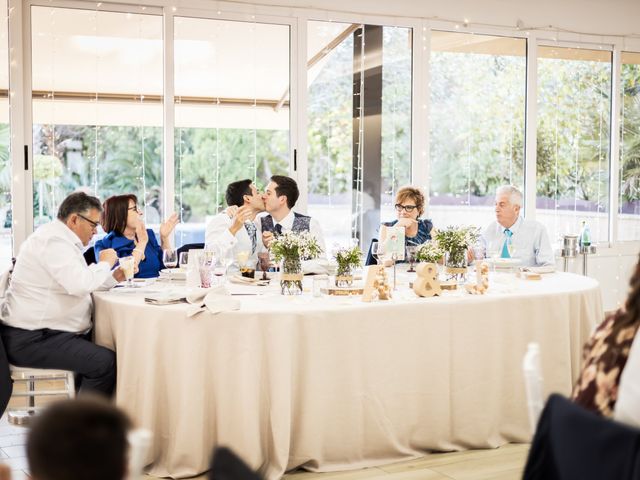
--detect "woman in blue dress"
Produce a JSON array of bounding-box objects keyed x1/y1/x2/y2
[
  {"x1": 366, "y1": 186, "x2": 433, "y2": 265},
  {"x1": 94, "y1": 194, "x2": 179, "y2": 278}
]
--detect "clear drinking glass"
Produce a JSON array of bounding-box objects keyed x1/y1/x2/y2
[
  {"x1": 119, "y1": 256, "x2": 135, "y2": 287},
  {"x1": 406, "y1": 245, "x2": 418, "y2": 272},
  {"x1": 178, "y1": 251, "x2": 189, "y2": 270}
]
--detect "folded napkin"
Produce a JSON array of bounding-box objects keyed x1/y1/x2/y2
[
  {"x1": 185, "y1": 285, "x2": 241, "y2": 317},
  {"x1": 144, "y1": 291, "x2": 186, "y2": 305}
]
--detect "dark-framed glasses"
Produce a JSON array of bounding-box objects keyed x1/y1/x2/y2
[
  {"x1": 77, "y1": 213, "x2": 99, "y2": 230},
  {"x1": 128, "y1": 205, "x2": 142, "y2": 213},
  {"x1": 395, "y1": 204, "x2": 417, "y2": 213}
]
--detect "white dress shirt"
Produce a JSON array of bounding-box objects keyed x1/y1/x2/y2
[
  {"x1": 481, "y1": 216, "x2": 554, "y2": 267},
  {"x1": 614, "y1": 331, "x2": 640, "y2": 428},
  {"x1": 204, "y1": 212, "x2": 262, "y2": 269},
  {"x1": 260, "y1": 210, "x2": 328, "y2": 274},
  {"x1": 1, "y1": 220, "x2": 117, "y2": 333}
]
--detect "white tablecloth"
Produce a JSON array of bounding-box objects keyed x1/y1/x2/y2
[{"x1": 93, "y1": 272, "x2": 602, "y2": 479}]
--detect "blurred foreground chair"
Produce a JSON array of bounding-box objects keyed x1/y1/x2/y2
[
  {"x1": 209, "y1": 446, "x2": 262, "y2": 480},
  {"x1": 523, "y1": 394, "x2": 640, "y2": 480}
]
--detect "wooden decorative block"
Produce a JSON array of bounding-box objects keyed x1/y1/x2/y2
[{"x1": 413, "y1": 263, "x2": 442, "y2": 297}]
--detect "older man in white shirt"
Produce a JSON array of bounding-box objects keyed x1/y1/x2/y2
[
  {"x1": 0, "y1": 192, "x2": 124, "y2": 395},
  {"x1": 481, "y1": 185, "x2": 554, "y2": 267},
  {"x1": 205, "y1": 179, "x2": 264, "y2": 270}
]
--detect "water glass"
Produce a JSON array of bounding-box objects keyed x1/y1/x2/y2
[
  {"x1": 119, "y1": 256, "x2": 135, "y2": 286},
  {"x1": 199, "y1": 264, "x2": 214, "y2": 288},
  {"x1": 178, "y1": 251, "x2": 189, "y2": 270}
]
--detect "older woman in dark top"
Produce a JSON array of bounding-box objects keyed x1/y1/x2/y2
[
  {"x1": 366, "y1": 186, "x2": 434, "y2": 265},
  {"x1": 94, "y1": 194, "x2": 178, "y2": 278}
]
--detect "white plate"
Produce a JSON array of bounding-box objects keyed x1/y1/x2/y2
[
  {"x1": 159, "y1": 269, "x2": 186, "y2": 280},
  {"x1": 487, "y1": 257, "x2": 521, "y2": 266}
]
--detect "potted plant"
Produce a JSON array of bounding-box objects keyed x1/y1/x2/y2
[
  {"x1": 333, "y1": 245, "x2": 362, "y2": 287},
  {"x1": 433, "y1": 226, "x2": 480, "y2": 282},
  {"x1": 270, "y1": 231, "x2": 322, "y2": 295}
]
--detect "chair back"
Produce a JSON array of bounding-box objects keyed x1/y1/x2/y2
[
  {"x1": 126, "y1": 428, "x2": 153, "y2": 480},
  {"x1": 83, "y1": 247, "x2": 97, "y2": 266},
  {"x1": 523, "y1": 342, "x2": 544, "y2": 433},
  {"x1": 523, "y1": 394, "x2": 640, "y2": 480},
  {"x1": 177, "y1": 243, "x2": 205, "y2": 258}
]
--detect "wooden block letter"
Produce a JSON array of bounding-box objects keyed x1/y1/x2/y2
[{"x1": 413, "y1": 263, "x2": 441, "y2": 297}]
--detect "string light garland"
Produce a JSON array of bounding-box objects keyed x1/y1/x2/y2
[{"x1": 211, "y1": 0, "x2": 640, "y2": 40}]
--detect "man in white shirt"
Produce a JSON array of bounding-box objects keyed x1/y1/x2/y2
[
  {"x1": 204, "y1": 179, "x2": 264, "y2": 269},
  {"x1": 260, "y1": 175, "x2": 327, "y2": 273},
  {"x1": 0, "y1": 192, "x2": 124, "y2": 395},
  {"x1": 481, "y1": 185, "x2": 554, "y2": 267}
]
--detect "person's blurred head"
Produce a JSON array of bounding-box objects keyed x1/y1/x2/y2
[
  {"x1": 494, "y1": 185, "x2": 522, "y2": 229},
  {"x1": 225, "y1": 179, "x2": 264, "y2": 211},
  {"x1": 101, "y1": 194, "x2": 141, "y2": 235},
  {"x1": 27, "y1": 397, "x2": 131, "y2": 480},
  {"x1": 57, "y1": 192, "x2": 103, "y2": 246},
  {"x1": 263, "y1": 175, "x2": 299, "y2": 215},
  {"x1": 394, "y1": 186, "x2": 425, "y2": 221}
]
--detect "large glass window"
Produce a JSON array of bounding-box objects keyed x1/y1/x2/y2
[
  {"x1": 307, "y1": 21, "x2": 411, "y2": 248},
  {"x1": 173, "y1": 16, "x2": 290, "y2": 246},
  {"x1": 620, "y1": 51, "x2": 640, "y2": 241},
  {"x1": 536, "y1": 46, "x2": 611, "y2": 243},
  {"x1": 429, "y1": 32, "x2": 526, "y2": 229},
  {"x1": 0, "y1": 0, "x2": 9, "y2": 268},
  {"x1": 30, "y1": 7, "x2": 163, "y2": 228}
]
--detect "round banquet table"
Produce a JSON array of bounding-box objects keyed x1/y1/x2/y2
[{"x1": 93, "y1": 271, "x2": 602, "y2": 479}]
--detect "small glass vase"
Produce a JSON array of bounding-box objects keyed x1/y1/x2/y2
[
  {"x1": 445, "y1": 248, "x2": 468, "y2": 284},
  {"x1": 335, "y1": 265, "x2": 354, "y2": 287},
  {"x1": 280, "y1": 258, "x2": 303, "y2": 295}
]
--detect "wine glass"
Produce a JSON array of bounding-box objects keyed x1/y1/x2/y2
[
  {"x1": 178, "y1": 251, "x2": 189, "y2": 270},
  {"x1": 406, "y1": 245, "x2": 418, "y2": 272},
  {"x1": 163, "y1": 249, "x2": 177, "y2": 269},
  {"x1": 258, "y1": 251, "x2": 271, "y2": 280},
  {"x1": 371, "y1": 241, "x2": 385, "y2": 265}
]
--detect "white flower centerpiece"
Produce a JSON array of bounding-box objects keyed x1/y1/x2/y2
[
  {"x1": 270, "y1": 231, "x2": 323, "y2": 295},
  {"x1": 415, "y1": 241, "x2": 445, "y2": 264},
  {"x1": 433, "y1": 225, "x2": 481, "y2": 282},
  {"x1": 333, "y1": 245, "x2": 362, "y2": 287}
]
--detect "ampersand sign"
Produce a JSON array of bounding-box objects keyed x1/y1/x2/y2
[{"x1": 413, "y1": 262, "x2": 442, "y2": 297}]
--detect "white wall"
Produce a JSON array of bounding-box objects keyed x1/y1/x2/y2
[{"x1": 228, "y1": 0, "x2": 639, "y2": 40}]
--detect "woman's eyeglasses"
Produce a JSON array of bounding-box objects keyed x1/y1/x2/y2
[
  {"x1": 128, "y1": 205, "x2": 142, "y2": 213},
  {"x1": 395, "y1": 204, "x2": 417, "y2": 213}
]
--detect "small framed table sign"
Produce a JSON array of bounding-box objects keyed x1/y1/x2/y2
[{"x1": 380, "y1": 225, "x2": 405, "y2": 261}]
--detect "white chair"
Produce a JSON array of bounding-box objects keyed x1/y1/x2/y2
[
  {"x1": 522, "y1": 342, "x2": 544, "y2": 434},
  {"x1": 127, "y1": 428, "x2": 153, "y2": 480},
  {"x1": 7, "y1": 366, "x2": 75, "y2": 425}
]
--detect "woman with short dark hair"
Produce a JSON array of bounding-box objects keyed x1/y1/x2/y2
[
  {"x1": 383, "y1": 186, "x2": 433, "y2": 245},
  {"x1": 94, "y1": 194, "x2": 179, "y2": 278}
]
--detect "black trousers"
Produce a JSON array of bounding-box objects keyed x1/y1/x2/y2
[{"x1": 0, "y1": 325, "x2": 116, "y2": 396}]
